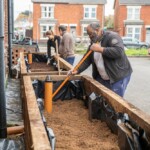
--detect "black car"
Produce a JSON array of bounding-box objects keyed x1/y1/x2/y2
[{"x1": 122, "y1": 37, "x2": 150, "y2": 49}]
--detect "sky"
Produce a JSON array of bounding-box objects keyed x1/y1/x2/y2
[{"x1": 14, "y1": 0, "x2": 114, "y2": 19}]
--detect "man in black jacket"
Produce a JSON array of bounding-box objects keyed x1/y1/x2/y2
[{"x1": 71, "y1": 22, "x2": 132, "y2": 97}]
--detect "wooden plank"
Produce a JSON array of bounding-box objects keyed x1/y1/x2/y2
[
  {"x1": 30, "y1": 75, "x2": 82, "y2": 81},
  {"x1": 53, "y1": 55, "x2": 73, "y2": 71},
  {"x1": 24, "y1": 52, "x2": 47, "y2": 55},
  {"x1": 82, "y1": 75, "x2": 150, "y2": 138},
  {"x1": 23, "y1": 76, "x2": 51, "y2": 150},
  {"x1": 20, "y1": 52, "x2": 27, "y2": 74}
]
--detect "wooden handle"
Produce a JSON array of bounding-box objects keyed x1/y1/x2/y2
[
  {"x1": 52, "y1": 50, "x2": 92, "y2": 98},
  {"x1": 55, "y1": 40, "x2": 60, "y2": 75},
  {"x1": 74, "y1": 50, "x2": 92, "y2": 71},
  {"x1": 7, "y1": 126, "x2": 24, "y2": 135}
]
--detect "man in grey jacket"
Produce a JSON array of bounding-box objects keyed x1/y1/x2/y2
[
  {"x1": 58, "y1": 25, "x2": 75, "y2": 65},
  {"x1": 71, "y1": 22, "x2": 132, "y2": 97}
]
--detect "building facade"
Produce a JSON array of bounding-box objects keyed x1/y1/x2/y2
[
  {"x1": 31, "y1": 0, "x2": 106, "y2": 42},
  {"x1": 114, "y1": 0, "x2": 150, "y2": 43}
]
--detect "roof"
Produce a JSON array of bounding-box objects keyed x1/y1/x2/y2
[
  {"x1": 119, "y1": 0, "x2": 150, "y2": 5},
  {"x1": 31, "y1": 0, "x2": 107, "y2": 4}
]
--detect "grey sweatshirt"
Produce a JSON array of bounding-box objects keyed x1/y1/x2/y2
[{"x1": 59, "y1": 32, "x2": 75, "y2": 58}]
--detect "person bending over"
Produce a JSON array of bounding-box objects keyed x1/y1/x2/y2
[
  {"x1": 46, "y1": 30, "x2": 60, "y2": 59},
  {"x1": 70, "y1": 22, "x2": 132, "y2": 97}
]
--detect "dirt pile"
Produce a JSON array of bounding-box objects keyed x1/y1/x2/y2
[{"x1": 45, "y1": 99, "x2": 119, "y2": 150}]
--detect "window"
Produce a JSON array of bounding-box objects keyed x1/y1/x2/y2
[
  {"x1": 40, "y1": 25, "x2": 54, "y2": 39},
  {"x1": 127, "y1": 6, "x2": 141, "y2": 20},
  {"x1": 41, "y1": 4, "x2": 54, "y2": 18},
  {"x1": 82, "y1": 26, "x2": 88, "y2": 36},
  {"x1": 126, "y1": 26, "x2": 141, "y2": 40},
  {"x1": 84, "y1": 5, "x2": 97, "y2": 19}
]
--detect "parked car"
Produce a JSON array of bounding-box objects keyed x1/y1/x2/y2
[
  {"x1": 12, "y1": 37, "x2": 39, "y2": 51},
  {"x1": 13, "y1": 37, "x2": 37, "y2": 46},
  {"x1": 122, "y1": 37, "x2": 150, "y2": 49}
]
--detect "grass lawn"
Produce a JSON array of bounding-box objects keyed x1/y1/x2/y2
[
  {"x1": 125, "y1": 49, "x2": 149, "y2": 56},
  {"x1": 75, "y1": 47, "x2": 149, "y2": 56}
]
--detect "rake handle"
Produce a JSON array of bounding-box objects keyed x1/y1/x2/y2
[{"x1": 52, "y1": 50, "x2": 92, "y2": 98}]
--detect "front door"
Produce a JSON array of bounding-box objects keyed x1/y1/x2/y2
[
  {"x1": 146, "y1": 28, "x2": 150, "y2": 44},
  {"x1": 70, "y1": 26, "x2": 76, "y2": 37}
]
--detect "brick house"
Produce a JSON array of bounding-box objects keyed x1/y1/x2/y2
[
  {"x1": 114, "y1": 0, "x2": 150, "y2": 43},
  {"x1": 31, "y1": 0, "x2": 106, "y2": 42}
]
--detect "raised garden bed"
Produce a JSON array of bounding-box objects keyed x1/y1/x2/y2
[
  {"x1": 20, "y1": 52, "x2": 73, "y2": 76},
  {"x1": 22, "y1": 75, "x2": 150, "y2": 150}
]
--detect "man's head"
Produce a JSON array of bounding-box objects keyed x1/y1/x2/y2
[
  {"x1": 59, "y1": 25, "x2": 67, "y2": 36},
  {"x1": 87, "y1": 22, "x2": 102, "y2": 43},
  {"x1": 45, "y1": 30, "x2": 54, "y2": 40}
]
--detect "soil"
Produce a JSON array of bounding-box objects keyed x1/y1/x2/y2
[
  {"x1": 45, "y1": 99, "x2": 119, "y2": 150},
  {"x1": 30, "y1": 62, "x2": 57, "y2": 72}
]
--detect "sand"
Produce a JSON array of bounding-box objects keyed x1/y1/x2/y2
[{"x1": 45, "y1": 99, "x2": 119, "y2": 150}]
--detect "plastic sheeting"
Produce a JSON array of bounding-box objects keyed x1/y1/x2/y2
[
  {"x1": 32, "y1": 54, "x2": 47, "y2": 63},
  {"x1": 0, "y1": 136, "x2": 25, "y2": 150},
  {"x1": 88, "y1": 92, "x2": 124, "y2": 134},
  {"x1": 88, "y1": 92, "x2": 150, "y2": 150},
  {"x1": 1, "y1": 78, "x2": 25, "y2": 149},
  {"x1": 32, "y1": 80, "x2": 86, "y2": 101},
  {"x1": 6, "y1": 78, "x2": 23, "y2": 126}
]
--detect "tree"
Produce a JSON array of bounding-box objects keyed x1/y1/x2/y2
[
  {"x1": 104, "y1": 15, "x2": 114, "y2": 29},
  {"x1": 21, "y1": 10, "x2": 32, "y2": 16}
]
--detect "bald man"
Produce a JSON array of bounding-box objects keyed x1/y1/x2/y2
[{"x1": 71, "y1": 22, "x2": 132, "y2": 97}]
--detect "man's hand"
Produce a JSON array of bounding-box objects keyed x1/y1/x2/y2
[
  {"x1": 67, "y1": 69, "x2": 78, "y2": 75},
  {"x1": 90, "y1": 43, "x2": 104, "y2": 53}
]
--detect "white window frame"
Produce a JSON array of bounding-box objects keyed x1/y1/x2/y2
[
  {"x1": 82, "y1": 24, "x2": 88, "y2": 37},
  {"x1": 83, "y1": 5, "x2": 97, "y2": 19},
  {"x1": 127, "y1": 6, "x2": 141, "y2": 20},
  {"x1": 40, "y1": 24, "x2": 55, "y2": 39},
  {"x1": 60, "y1": 23, "x2": 68, "y2": 27},
  {"x1": 69, "y1": 24, "x2": 77, "y2": 27},
  {"x1": 41, "y1": 4, "x2": 55, "y2": 19},
  {"x1": 126, "y1": 25, "x2": 142, "y2": 40}
]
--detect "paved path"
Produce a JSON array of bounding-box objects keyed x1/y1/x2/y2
[{"x1": 74, "y1": 55, "x2": 150, "y2": 115}]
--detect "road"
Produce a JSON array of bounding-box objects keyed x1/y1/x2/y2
[{"x1": 74, "y1": 55, "x2": 150, "y2": 115}]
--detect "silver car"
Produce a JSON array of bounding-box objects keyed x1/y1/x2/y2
[{"x1": 122, "y1": 37, "x2": 150, "y2": 49}]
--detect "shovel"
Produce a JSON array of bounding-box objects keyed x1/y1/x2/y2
[{"x1": 52, "y1": 49, "x2": 92, "y2": 98}]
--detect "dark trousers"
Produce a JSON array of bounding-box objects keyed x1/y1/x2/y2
[
  {"x1": 64, "y1": 56, "x2": 75, "y2": 65},
  {"x1": 95, "y1": 74, "x2": 131, "y2": 97}
]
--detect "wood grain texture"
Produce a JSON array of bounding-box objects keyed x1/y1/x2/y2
[
  {"x1": 82, "y1": 75, "x2": 150, "y2": 138},
  {"x1": 23, "y1": 76, "x2": 51, "y2": 150}
]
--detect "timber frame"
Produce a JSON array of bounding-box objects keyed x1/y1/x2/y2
[
  {"x1": 20, "y1": 52, "x2": 73, "y2": 77},
  {"x1": 22, "y1": 75, "x2": 150, "y2": 150}
]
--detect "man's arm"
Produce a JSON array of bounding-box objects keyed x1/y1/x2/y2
[
  {"x1": 102, "y1": 34, "x2": 125, "y2": 59},
  {"x1": 90, "y1": 34, "x2": 124, "y2": 59},
  {"x1": 77, "y1": 46, "x2": 93, "y2": 74}
]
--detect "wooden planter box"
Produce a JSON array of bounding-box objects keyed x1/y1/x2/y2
[
  {"x1": 20, "y1": 52, "x2": 73, "y2": 77},
  {"x1": 22, "y1": 75, "x2": 150, "y2": 150}
]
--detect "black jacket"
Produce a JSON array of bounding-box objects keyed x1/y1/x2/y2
[
  {"x1": 78, "y1": 31, "x2": 133, "y2": 83},
  {"x1": 47, "y1": 35, "x2": 60, "y2": 58}
]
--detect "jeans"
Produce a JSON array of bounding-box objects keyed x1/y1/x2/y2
[
  {"x1": 64, "y1": 56, "x2": 75, "y2": 65},
  {"x1": 95, "y1": 74, "x2": 131, "y2": 97}
]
